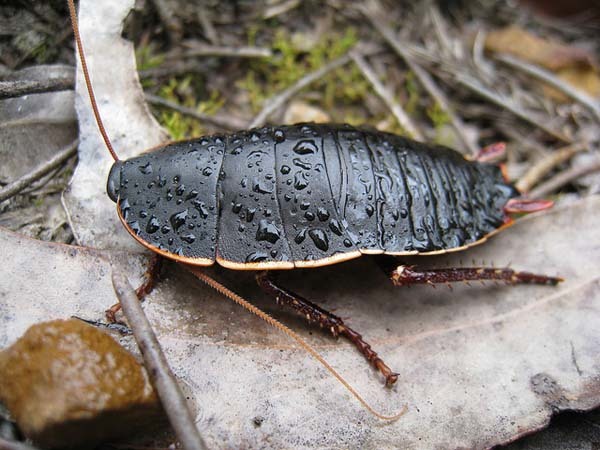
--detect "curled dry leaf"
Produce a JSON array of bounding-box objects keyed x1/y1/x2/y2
[{"x1": 485, "y1": 26, "x2": 600, "y2": 100}]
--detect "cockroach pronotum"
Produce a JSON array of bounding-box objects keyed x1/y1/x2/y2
[{"x1": 67, "y1": 0, "x2": 561, "y2": 420}]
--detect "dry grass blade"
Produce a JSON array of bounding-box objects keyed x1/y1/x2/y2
[
  {"x1": 360, "y1": 2, "x2": 477, "y2": 155},
  {"x1": 180, "y1": 43, "x2": 272, "y2": 59},
  {"x1": 145, "y1": 93, "x2": 248, "y2": 131},
  {"x1": 350, "y1": 50, "x2": 424, "y2": 140},
  {"x1": 249, "y1": 53, "x2": 352, "y2": 128},
  {"x1": 516, "y1": 142, "x2": 587, "y2": 193},
  {"x1": 0, "y1": 139, "x2": 78, "y2": 203},
  {"x1": 496, "y1": 53, "x2": 600, "y2": 121},
  {"x1": 527, "y1": 156, "x2": 600, "y2": 198},
  {"x1": 111, "y1": 271, "x2": 208, "y2": 450}
]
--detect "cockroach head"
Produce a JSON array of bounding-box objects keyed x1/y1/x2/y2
[{"x1": 107, "y1": 161, "x2": 124, "y2": 202}]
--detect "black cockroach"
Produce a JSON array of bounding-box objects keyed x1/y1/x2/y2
[{"x1": 67, "y1": 0, "x2": 561, "y2": 419}]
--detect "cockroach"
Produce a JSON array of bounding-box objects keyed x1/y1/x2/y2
[{"x1": 67, "y1": 0, "x2": 561, "y2": 420}]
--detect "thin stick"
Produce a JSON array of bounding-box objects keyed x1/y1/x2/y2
[
  {"x1": 361, "y1": 4, "x2": 477, "y2": 155},
  {"x1": 454, "y1": 74, "x2": 571, "y2": 143},
  {"x1": 183, "y1": 265, "x2": 407, "y2": 421},
  {"x1": 145, "y1": 94, "x2": 248, "y2": 131},
  {"x1": 249, "y1": 53, "x2": 352, "y2": 128},
  {"x1": 350, "y1": 51, "x2": 424, "y2": 141},
  {"x1": 515, "y1": 142, "x2": 586, "y2": 193},
  {"x1": 0, "y1": 76, "x2": 74, "y2": 99},
  {"x1": 180, "y1": 43, "x2": 272, "y2": 59},
  {"x1": 111, "y1": 272, "x2": 208, "y2": 450},
  {"x1": 0, "y1": 139, "x2": 78, "y2": 203},
  {"x1": 67, "y1": 0, "x2": 119, "y2": 162},
  {"x1": 496, "y1": 53, "x2": 600, "y2": 121},
  {"x1": 527, "y1": 157, "x2": 600, "y2": 199}
]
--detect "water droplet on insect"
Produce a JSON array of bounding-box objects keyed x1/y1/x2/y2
[
  {"x1": 246, "y1": 207, "x2": 256, "y2": 222},
  {"x1": 317, "y1": 207, "x2": 329, "y2": 221},
  {"x1": 256, "y1": 220, "x2": 281, "y2": 244},
  {"x1": 161, "y1": 225, "x2": 171, "y2": 234},
  {"x1": 400, "y1": 208, "x2": 408, "y2": 218},
  {"x1": 308, "y1": 229, "x2": 329, "y2": 251},
  {"x1": 176, "y1": 184, "x2": 185, "y2": 196},
  {"x1": 192, "y1": 200, "x2": 209, "y2": 219},
  {"x1": 300, "y1": 201, "x2": 310, "y2": 210},
  {"x1": 166, "y1": 190, "x2": 173, "y2": 201},
  {"x1": 181, "y1": 233, "x2": 196, "y2": 244},
  {"x1": 139, "y1": 210, "x2": 148, "y2": 218},
  {"x1": 293, "y1": 140, "x2": 317, "y2": 155},
  {"x1": 274, "y1": 129, "x2": 285, "y2": 142},
  {"x1": 170, "y1": 210, "x2": 188, "y2": 231},
  {"x1": 146, "y1": 216, "x2": 160, "y2": 234},
  {"x1": 186, "y1": 190, "x2": 198, "y2": 200},
  {"x1": 238, "y1": 223, "x2": 246, "y2": 232},
  {"x1": 329, "y1": 219, "x2": 343, "y2": 236},
  {"x1": 294, "y1": 228, "x2": 306, "y2": 244},
  {"x1": 343, "y1": 238, "x2": 353, "y2": 247},
  {"x1": 293, "y1": 158, "x2": 312, "y2": 170},
  {"x1": 304, "y1": 211, "x2": 315, "y2": 221},
  {"x1": 294, "y1": 172, "x2": 308, "y2": 190},
  {"x1": 128, "y1": 221, "x2": 141, "y2": 235},
  {"x1": 232, "y1": 203, "x2": 242, "y2": 213},
  {"x1": 173, "y1": 175, "x2": 180, "y2": 184},
  {"x1": 270, "y1": 249, "x2": 278, "y2": 257},
  {"x1": 280, "y1": 165, "x2": 291, "y2": 175},
  {"x1": 366, "y1": 205, "x2": 374, "y2": 217},
  {"x1": 138, "y1": 162, "x2": 153, "y2": 174},
  {"x1": 250, "y1": 132, "x2": 260, "y2": 142},
  {"x1": 253, "y1": 179, "x2": 272, "y2": 194},
  {"x1": 231, "y1": 147, "x2": 242, "y2": 155},
  {"x1": 284, "y1": 193, "x2": 292, "y2": 201},
  {"x1": 168, "y1": 237, "x2": 174, "y2": 245},
  {"x1": 246, "y1": 252, "x2": 268, "y2": 263}
]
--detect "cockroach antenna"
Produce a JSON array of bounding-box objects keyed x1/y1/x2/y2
[{"x1": 67, "y1": 0, "x2": 119, "y2": 162}]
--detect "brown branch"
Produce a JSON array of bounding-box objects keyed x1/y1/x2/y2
[
  {"x1": 516, "y1": 142, "x2": 587, "y2": 193},
  {"x1": 0, "y1": 139, "x2": 78, "y2": 203},
  {"x1": 526, "y1": 157, "x2": 600, "y2": 199},
  {"x1": 350, "y1": 50, "x2": 424, "y2": 141},
  {"x1": 0, "y1": 76, "x2": 74, "y2": 99},
  {"x1": 111, "y1": 271, "x2": 208, "y2": 450}
]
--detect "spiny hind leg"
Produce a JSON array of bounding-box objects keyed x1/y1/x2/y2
[
  {"x1": 377, "y1": 256, "x2": 563, "y2": 287},
  {"x1": 255, "y1": 271, "x2": 398, "y2": 387},
  {"x1": 106, "y1": 254, "x2": 163, "y2": 322}
]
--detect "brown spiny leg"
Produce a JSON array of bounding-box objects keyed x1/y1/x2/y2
[
  {"x1": 378, "y1": 257, "x2": 563, "y2": 287},
  {"x1": 256, "y1": 271, "x2": 398, "y2": 387},
  {"x1": 106, "y1": 254, "x2": 163, "y2": 322}
]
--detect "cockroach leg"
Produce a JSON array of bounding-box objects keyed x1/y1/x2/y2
[
  {"x1": 256, "y1": 271, "x2": 399, "y2": 387},
  {"x1": 106, "y1": 254, "x2": 163, "y2": 322},
  {"x1": 388, "y1": 265, "x2": 563, "y2": 287}
]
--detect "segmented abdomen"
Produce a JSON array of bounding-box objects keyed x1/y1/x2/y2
[{"x1": 115, "y1": 124, "x2": 517, "y2": 268}]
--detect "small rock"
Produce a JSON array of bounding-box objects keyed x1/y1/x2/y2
[
  {"x1": 283, "y1": 101, "x2": 331, "y2": 124},
  {"x1": 0, "y1": 319, "x2": 164, "y2": 448}
]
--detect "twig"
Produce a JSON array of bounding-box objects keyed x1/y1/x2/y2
[
  {"x1": 180, "y1": 42, "x2": 272, "y2": 59},
  {"x1": 454, "y1": 74, "x2": 571, "y2": 143},
  {"x1": 516, "y1": 142, "x2": 587, "y2": 193},
  {"x1": 263, "y1": 0, "x2": 301, "y2": 19},
  {"x1": 111, "y1": 272, "x2": 208, "y2": 450},
  {"x1": 196, "y1": 8, "x2": 219, "y2": 45},
  {"x1": 0, "y1": 139, "x2": 78, "y2": 203},
  {"x1": 350, "y1": 50, "x2": 424, "y2": 140},
  {"x1": 496, "y1": 53, "x2": 600, "y2": 121},
  {"x1": 0, "y1": 76, "x2": 74, "y2": 99},
  {"x1": 360, "y1": 4, "x2": 477, "y2": 155},
  {"x1": 249, "y1": 53, "x2": 352, "y2": 128},
  {"x1": 139, "y1": 61, "x2": 209, "y2": 79},
  {"x1": 527, "y1": 156, "x2": 600, "y2": 198},
  {"x1": 0, "y1": 438, "x2": 41, "y2": 450},
  {"x1": 145, "y1": 93, "x2": 248, "y2": 131}
]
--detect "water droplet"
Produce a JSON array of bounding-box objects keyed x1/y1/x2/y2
[
  {"x1": 294, "y1": 172, "x2": 308, "y2": 190},
  {"x1": 308, "y1": 229, "x2": 329, "y2": 251},
  {"x1": 343, "y1": 238, "x2": 353, "y2": 247},
  {"x1": 240, "y1": 177, "x2": 248, "y2": 188},
  {"x1": 128, "y1": 221, "x2": 141, "y2": 235},
  {"x1": 139, "y1": 210, "x2": 148, "y2": 218},
  {"x1": 317, "y1": 207, "x2": 329, "y2": 221},
  {"x1": 293, "y1": 140, "x2": 317, "y2": 155},
  {"x1": 253, "y1": 179, "x2": 272, "y2": 194},
  {"x1": 284, "y1": 193, "x2": 292, "y2": 202},
  {"x1": 246, "y1": 252, "x2": 268, "y2": 263},
  {"x1": 304, "y1": 211, "x2": 315, "y2": 221},
  {"x1": 161, "y1": 225, "x2": 171, "y2": 234},
  {"x1": 186, "y1": 190, "x2": 199, "y2": 200},
  {"x1": 250, "y1": 132, "x2": 260, "y2": 142},
  {"x1": 280, "y1": 165, "x2": 291, "y2": 175},
  {"x1": 246, "y1": 207, "x2": 256, "y2": 222},
  {"x1": 400, "y1": 208, "x2": 408, "y2": 218},
  {"x1": 232, "y1": 203, "x2": 242, "y2": 213},
  {"x1": 166, "y1": 190, "x2": 173, "y2": 201},
  {"x1": 176, "y1": 184, "x2": 186, "y2": 196},
  {"x1": 329, "y1": 219, "x2": 343, "y2": 236},
  {"x1": 181, "y1": 233, "x2": 196, "y2": 244},
  {"x1": 170, "y1": 209, "x2": 189, "y2": 231},
  {"x1": 294, "y1": 228, "x2": 306, "y2": 244},
  {"x1": 300, "y1": 201, "x2": 310, "y2": 210},
  {"x1": 138, "y1": 162, "x2": 153, "y2": 174},
  {"x1": 173, "y1": 175, "x2": 180, "y2": 184},
  {"x1": 274, "y1": 129, "x2": 285, "y2": 142},
  {"x1": 256, "y1": 220, "x2": 281, "y2": 244},
  {"x1": 270, "y1": 249, "x2": 278, "y2": 257},
  {"x1": 238, "y1": 223, "x2": 246, "y2": 232},
  {"x1": 293, "y1": 158, "x2": 312, "y2": 170},
  {"x1": 231, "y1": 146, "x2": 242, "y2": 155},
  {"x1": 366, "y1": 205, "x2": 374, "y2": 217},
  {"x1": 192, "y1": 200, "x2": 209, "y2": 219},
  {"x1": 168, "y1": 237, "x2": 174, "y2": 245},
  {"x1": 146, "y1": 216, "x2": 160, "y2": 234}
]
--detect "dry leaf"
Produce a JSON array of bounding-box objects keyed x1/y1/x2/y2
[{"x1": 485, "y1": 26, "x2": 600, "y2": 100}]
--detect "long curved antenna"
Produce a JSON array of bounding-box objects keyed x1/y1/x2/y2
[
  {"x1": 67, "y1": 0, "x2": 120, "y2": 162},
  {"x1": 182, "y1": 264, "x2": 408, "y2": 421}
]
